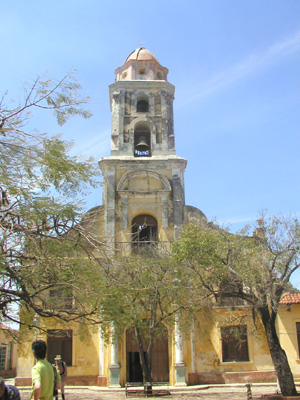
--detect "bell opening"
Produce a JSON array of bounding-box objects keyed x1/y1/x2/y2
[{"x1": 134, "y1": 131, "x2": 151, "y2": 157}]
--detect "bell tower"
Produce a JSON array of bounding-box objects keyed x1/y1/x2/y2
[{"x1": 99, "y1": 48, "x2": 187, "y2": 249}]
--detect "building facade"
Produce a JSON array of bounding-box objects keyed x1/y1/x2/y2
[
  {"x1": 0, "y1": 325, "x2": 17, "y2": 378},
  {"x1": 15, "y1": 48, "x2": 300, "y2": 387}
]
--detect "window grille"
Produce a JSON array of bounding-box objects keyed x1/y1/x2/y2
[
  {"x1": 221, "y1": 325, "x2": 249, "y2": 362},
  {"x1": 0, "y1": 346, "x2": 6, "y2": 371}
]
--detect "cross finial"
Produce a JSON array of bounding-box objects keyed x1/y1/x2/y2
[{"x1": 139, "y1": 42, "x2": 143, "y2": 47}]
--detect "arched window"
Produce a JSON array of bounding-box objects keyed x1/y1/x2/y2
[
  {"x1": 137, "y1": 100, "x2": 149, "y2": 112},
  {"x1": 134, "y1": 124, "x2": 151, "y2": 157},
  {"x1": 132, "y1": 215, "x2": 157, "y2": 252}
]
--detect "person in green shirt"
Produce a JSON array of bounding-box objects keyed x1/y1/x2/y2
[{"x1": 31, "y1": 340, "x2": 56, "y2": 400}]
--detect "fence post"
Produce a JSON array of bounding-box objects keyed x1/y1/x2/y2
[{"x1": 246, "y1": 383, "x2": 253, "y2": 400}]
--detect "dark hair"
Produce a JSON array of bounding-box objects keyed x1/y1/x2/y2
[
  {"x1": 0, "y1": 378, "x2": 5, "y2": 388},
  {"x1": 32, "y1": 340, "x2": 47, "y2": 360}
]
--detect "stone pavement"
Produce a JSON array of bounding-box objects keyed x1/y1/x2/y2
[{"x1": 17, "y1": 384, "x2": 283, "y2": 400}]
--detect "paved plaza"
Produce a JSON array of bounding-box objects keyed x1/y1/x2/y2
[{"x1": 17, "y1": 384, "x2": 284, "y2": 400}]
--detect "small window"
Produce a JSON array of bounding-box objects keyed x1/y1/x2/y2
[
  {"x1": 138, "y1": 67, "x2": 146, "y2": 75},
  {"x1": 221, "y1": 326, "x2": 249, "y2": 362},
  {"x1": 47, "y1": 330, "x2": 72, "y2": 366},
  {"x1": 0, "y1": 346, "x2": 6, "y2": 371},
  {"x1": 296, "y1": 323, "x2": 300, "y2": 358},
  {"x1": 48, "y1": 289, "x2": 73, "y2": 310},
  {"x1": 217, "y1": 279, "x2": 244, "y2": 306},
  {"x1": 156, "y1": 71, "x2": 162, "y2": 79},
  {"x1": 137, "y1": 100, "x2": 149, "y2": 113}
]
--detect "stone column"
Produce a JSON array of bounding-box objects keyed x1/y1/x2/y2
[
  {"x1": 161, "y1": 195, "x2": 169, "y2": 229},
  {"x1": 109, "y1": 324, "x2": 120, "y2": 387},
  {"x1": 174, "y1": 314, "x2": 187, "y2": 386},
  {"x1": 172, "y1": 167, "x2": 184, "y2": 239},
  {"x1": 97, "y1": 326, "x2": 107, "y2": 386},
  {"x1": 99, "y1": 327, "x2": 104, "y2": 376},
  {"x1": 121, "y1": 195, "x2": 128, "y2": 230},
  {"x1": 190, "y1": 320, "x2": 196, "y2": 373},
  {"x1": 103, "y1": 168, "x2": 116, "y2": 246}
]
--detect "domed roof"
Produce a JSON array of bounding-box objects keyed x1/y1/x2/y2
[{"x1": 125, "y1": 47, "x2": 159, "y2": 64}]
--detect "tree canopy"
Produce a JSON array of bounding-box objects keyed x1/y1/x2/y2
[
  {"x1": 173, "y1": 215, "x2": 300, "y2": 396},
  {"x1": 98, "y1": 248, "x2": 194, "y2": 383},
  {"x1": 0, "y1": 73, "x2": 102, "y2": 328}
]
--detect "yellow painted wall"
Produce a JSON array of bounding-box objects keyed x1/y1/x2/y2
[
  {"x1": 0, "y1": 328, "x2": 18, "y2": 374},
  {"x1": 181, "y1": 307, "x2": 274, "y2": 377},
  {"x1": 17, "y1": 320, "x2": 100, "y2": 379},
  {"x1": 277, "y1": 304, "x2": 300, "y2": 378},
  {"x1": 16, "y1": 304, "x2": 300, "y2": 385}
]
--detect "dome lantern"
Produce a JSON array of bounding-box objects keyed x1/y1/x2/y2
[{"x1": 114, "y1": 47, "x2": 169, "y2": 82}]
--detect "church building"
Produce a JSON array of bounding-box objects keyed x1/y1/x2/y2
[
  {"x1": 100, "y1": 47, "x2": 207, "y2": 253},
  {"x1": 15, "y1": 48, "x2": 300, "y2": 388}
]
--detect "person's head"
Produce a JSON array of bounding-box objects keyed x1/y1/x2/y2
[
  {"x1": 0, "y1": 378, "x2": 6, "y2": 398},
  {"x1": 32, "y1": 339, "x2": 47, "y2": 360},
  {"x1": 55, "y1": 355, "x2": 62, "y2": 365}
]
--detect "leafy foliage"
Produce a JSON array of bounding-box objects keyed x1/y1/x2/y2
[
  {"x1": 0, "y1": 72, "x2": 101, "y2": 328},
  {"x1": 173, "y1": 215, "x2": 300, "y2": 396},
  {"x1": 97, "y1": 248, "x2": 197, "y2": 382}
]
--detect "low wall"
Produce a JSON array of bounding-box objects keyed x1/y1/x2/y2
[
  {"x1": 15, "y1": 375, "x2": 108, "y2": 387},
  {"x1": 0, "y1": 368, "x2": 16, "y2": 378},
  {"x1": 188, "y1": 370, "x2": 277, "y2": 385}
]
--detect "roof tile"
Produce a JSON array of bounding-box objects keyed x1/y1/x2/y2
[{"x1": 280, "y1": 293, "x2": 300, "y2": 304}]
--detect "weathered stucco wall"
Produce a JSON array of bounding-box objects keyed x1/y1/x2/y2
[
  {"x1": 0, "y1": 328, "x2": 17, "y2": 376},
  {"x1": 277, "y1": 304, "x2": 300, "y2": 379},
  {"x1": 16, "y1": 321, "x2": 101, "y2": 384}
]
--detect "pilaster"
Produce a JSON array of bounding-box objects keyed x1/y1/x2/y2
[
  {"x1": 174, "y1": 314, "x2": 187, "y2": 386},
  {"x1": 109, "y1": 325, "x2": 120, "y2": 387}
]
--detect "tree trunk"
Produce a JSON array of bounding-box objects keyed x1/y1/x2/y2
[
  {"x1": 258, "y1": 306, "x2": 298, "y2": 397},
  {"x1": 146, "y1": 341, "x2": 154, "y2": 381},
  {"x1": 134, "y1": 325, "x2": 152, "y2": 383}
]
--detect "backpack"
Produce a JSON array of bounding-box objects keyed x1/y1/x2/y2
[
  {"x1": 53, "y1": 365, "x2": 58, "y2": 396},
  {"x1": 60, "y1": 360, "x2": 66, "y2": 375},
  {"x1": 6, "y1": 385, "x2": 20, "y2": 400}
]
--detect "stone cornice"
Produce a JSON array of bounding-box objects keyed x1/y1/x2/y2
[{"x1": 99, "y1": 156, "x2": 187, "y2": 171}]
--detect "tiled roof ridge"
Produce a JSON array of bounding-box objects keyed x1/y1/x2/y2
[{"x1": 280, "y1": 292, "x2": 300, "y2": 304}]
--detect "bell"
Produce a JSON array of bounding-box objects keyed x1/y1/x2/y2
[{"x1": 135, "y1": 136, "x2": 149, "y2": 151}]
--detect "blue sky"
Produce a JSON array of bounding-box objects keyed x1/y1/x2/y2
[{"x1": 1, "y1": 1, "x2": 299, "y2": 233}]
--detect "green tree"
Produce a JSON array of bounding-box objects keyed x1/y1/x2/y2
[
  {"x1": 98, "y1": 248, "x2": 196, "y2": 386},
  {"x1": 0, "y1": 73, "x2": 102, "y2": 328},
  {"x1": 173, "y1": 215, "x2": 300, "y2": 397}
]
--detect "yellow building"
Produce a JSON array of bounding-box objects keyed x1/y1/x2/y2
[
  {"x1": 0, "y1": 325, "x2": 17, "y2": 378},
  {"x1": 15, "y1": 48, "x2": 300, "y2": 387}
]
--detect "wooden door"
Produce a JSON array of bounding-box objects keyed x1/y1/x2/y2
[{"x1": 126, "y1": 326, "x2": 169, "y2": 383}]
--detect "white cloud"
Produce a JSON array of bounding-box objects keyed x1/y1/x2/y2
[
  {"x1": 71, "y1": 128, "x2": 111, "y2": 159},
  {"x1": 177, "y1": 30, "x2": 300, "y2": 107},
  {"x1": 218, "y1": 210, "x2": 300, "y2": 233},
  {"x1": 216, "y1": 215, "x2": 256, "y2": 232}
]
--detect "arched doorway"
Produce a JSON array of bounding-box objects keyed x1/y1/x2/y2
[
  {"x1": 132, "y1": 215, "x2": 157, "y2": 253},
  {"x1": 126, "y1": 325, "x2": 169, "y2": 383}
]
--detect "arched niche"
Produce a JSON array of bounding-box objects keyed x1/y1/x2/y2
[
  {"x1": 117, "y1": 170, "x2": 171, "y2": 193},
  {"x1": 129, "y1": 117, "x2": 157, "y2": 157},
  {"x1": 132, "y1": 214, "x2": 157, "y2": 245},
  {"x1": 136, "y1": 93, "x2": 149, "y2": 113},
  {"x1": 131, "y1": 90, "x2": 154, "y2": 116},
  {"x1": 134, "y1": 121, "x2": 151, "y2": 157}
]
